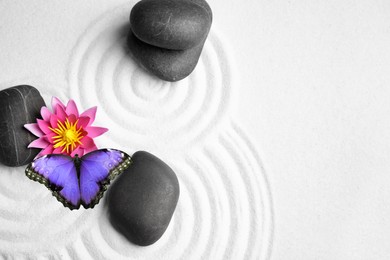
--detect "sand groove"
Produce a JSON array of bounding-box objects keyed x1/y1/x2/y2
[{"x1": 67, "y1": 6, "x2": 233, "y2": 151}]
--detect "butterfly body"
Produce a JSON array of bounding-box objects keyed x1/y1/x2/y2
[
  {"x1": 25, "y1": 149, "x2": 131, "y2": 210},
  {"x1": 73, "y1": 154, "x2": 82, "y2": 171}
]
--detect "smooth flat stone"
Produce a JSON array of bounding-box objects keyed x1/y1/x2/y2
[
  {"x1": 0, "y1": 85, "x2": 45, "y2": 166},
  {"x1": 130, "y1": 0, "x2": 212, "y2": 50},
  {"x1": 108, "y1": 151, "x2": 180, "y2": 246},
  {"x1": 127, "y1": 30, "x2": 205, "y2": 81}
]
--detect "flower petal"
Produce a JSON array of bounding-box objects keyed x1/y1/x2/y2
[
  {"x1": 71, "y1": 147, "x2": 83, "y2": 157},
  {"x1": 37, "y1": 119, "x2": 52, "y2": 134},
  {"x1": 37, "y1": 145, "x2": 54, "y2": 157},
  {"x1": 51, "y1": 97, "x2": 65, "y2": 113},
  {"x1": 55, "y1": 105, "x2": 67, "y2": 121},
  {"x1": 85, "y1": 144, "x2": 98, "y2": 154},
  {"x1": 81, "y1": 135, "x2": 98, "y2": 154},
  {"x1": 66, "y1": 99, "x2": 79, "y2": 117},
  {"x1": 27, "y1": 137, "x2": 49, "y2": 149},
  {"x1": 50, "y1": 114, "x2": 61, "y2": 128},
  {"x1": 68, "y1": 114, "x2": 77, "y2": 124},
  {"x1": 53, "y1": 147, "x2": 64, "y2": 154},
  {"x1": 80, "y1": 106, "x2": 97, "y2": 126},
  {"x1": 80, "y1": 136, "x2": 95, "y2": 149},
  {"x1": 40, "y1": 107, "x2": 51, "y2": 121},
  {"x1": 45, "y1": 132, "x2": 57, "y2": 144},
  {"x1": 78, "y1": 116, "x2": 90, "y2": 128},
  {"x1": 24, "y1": 123, "x2": 44, "y2": 137},
  {"x1": 85, "y1": 126, "x2": 108, "y2": 138}
]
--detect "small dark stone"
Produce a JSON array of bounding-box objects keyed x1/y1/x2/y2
[
  {"x1": 108, "y1": 151, "x2": 180, "y2": 246},
  {"x1": 127, "y1": 30, "x2": 205, "y2": 81},
  {"x1": 130, "y1": 0, "x2": 212, "y2": 50},
  {"x1": 0, "y1": 85, "x2": 45, "y2": 167}
]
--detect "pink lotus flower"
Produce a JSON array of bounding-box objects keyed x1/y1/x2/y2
[{"x1": 24, "y1": 97, "x2": 108, "y2": 157}]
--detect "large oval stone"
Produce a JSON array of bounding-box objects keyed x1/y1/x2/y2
[
  {"x1": 108, "y1": 151, "x2": 180, "y2": 246},
  {"x1": 0, "y1": 85, "x2": 45, "y2": 166},
  {"x1": 130, "y1": 0, "x2": 212, "y2": 50},
  {"x1": 127, "y1": 30, "x2": 205, "y2": 81}
]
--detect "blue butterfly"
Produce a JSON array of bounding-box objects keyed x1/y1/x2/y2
[{"x1": 25, "y1": 149, "x2": 132, "y2": 210}]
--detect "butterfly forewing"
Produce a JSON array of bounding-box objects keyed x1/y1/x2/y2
[{"x1": 25, "y1": 154, "x2": 81, "y2": 210}]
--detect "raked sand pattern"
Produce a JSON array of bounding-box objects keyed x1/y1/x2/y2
[
  {"x1": 0, "y1": 5, "x2": 273, "y2": 260},
  {"x1": 67, "y1": 6, "x2": 234, "y2": 151}
]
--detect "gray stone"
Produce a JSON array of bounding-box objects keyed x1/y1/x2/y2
[
  {"x1": 108, "y1": 151, "x2": 180, "y2": 246},
  {"x1": 130, "y1": 0, "x2": 212, "y2": 50},
  {"x1": 127, "y1": 30, "x2": 205, "y2": 81},
  {"x1": 0, "y1": 85, "x2": 45, "y2": 167}
]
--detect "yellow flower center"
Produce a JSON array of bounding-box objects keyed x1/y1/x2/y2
[{"x1": 49, "y1": 118, "x2": 84, "y2": 153}]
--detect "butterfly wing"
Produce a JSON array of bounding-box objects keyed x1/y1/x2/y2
[
  {"x1": 25, "y1": 154, "x2": 81, "y2": 210},
  {"x1": 79, "y1": 149, "x2": 131, "y2": 208}
]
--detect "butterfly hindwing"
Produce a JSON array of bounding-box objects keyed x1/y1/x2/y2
[
  {"x1": 25, "y1": 154, "x2": 81, "y2": 210},
  {"x1": 79, "y1": 149, "x2": 132, "y2": 208}
]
